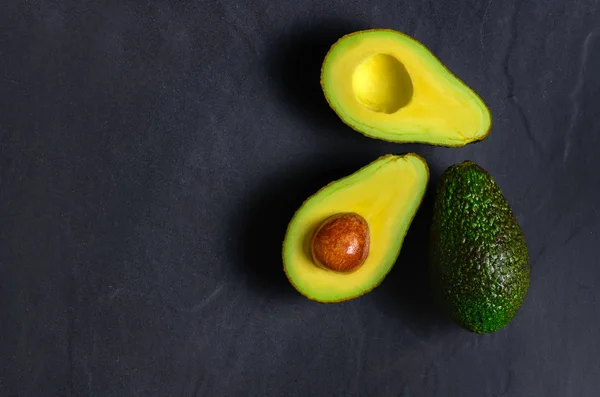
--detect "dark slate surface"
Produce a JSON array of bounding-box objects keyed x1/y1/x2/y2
[{"x1": 1, "y1": 1, "x2": 599, "y2": 396}]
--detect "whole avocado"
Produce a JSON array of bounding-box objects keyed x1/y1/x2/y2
[{"x1": 429, "y1": 161, "x2": 530, "y2": 334}]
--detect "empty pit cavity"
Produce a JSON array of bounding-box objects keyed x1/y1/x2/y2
[{"x1": 351, "y1": 53, "x2": 413, "y2": 114}]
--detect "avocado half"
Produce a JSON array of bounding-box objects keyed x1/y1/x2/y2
[
  {"x1": 283, "y1": 154, "x2": 429, "y2": 303},
  {"x1": 321, "y1": 29, "x2": 491, "y2": 146}
]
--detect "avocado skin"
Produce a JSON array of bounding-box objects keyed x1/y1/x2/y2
[{"x1": 429, "y1": 161, "x2": 530, "y2": 334}]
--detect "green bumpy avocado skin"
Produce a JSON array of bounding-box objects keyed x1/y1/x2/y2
[{"x1": 429, "y1": 161, "x2": 530, "y2": 334}]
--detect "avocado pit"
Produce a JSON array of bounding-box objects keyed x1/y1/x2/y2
[{"x1": 310, "y1": 212, "x2": 370, "y2": 273}]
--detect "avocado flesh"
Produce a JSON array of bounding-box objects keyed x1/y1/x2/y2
[
  {"x1": 283, "y1": 154, "x2": 429, "y2": 303},
  {"x1": 321, "y1": 29, "x2": 491, "y2": 146},
  {"x1": 429, "y1": 161, "x2": 530, "y2": 333}
]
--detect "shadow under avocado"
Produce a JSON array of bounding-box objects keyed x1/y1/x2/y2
[
  {"x1": 230, "y1": 152, "x2": 454, "y2": 335},
  {"x1": 238, "y1": 19, "x2": 451, "y2": 332},
  {"x1": 266, "y1": 20, "x2": 367, "y2": 137},
  {"x1": 229, "y1": 152, "x2": 382, "y2": 299},
  {"x1": 371, "y1": 170, "x2": 456, "y2": 336}
]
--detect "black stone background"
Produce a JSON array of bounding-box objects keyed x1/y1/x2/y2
[{"x1": 1, "y1": 1, "x2": 599, "y2": 396}]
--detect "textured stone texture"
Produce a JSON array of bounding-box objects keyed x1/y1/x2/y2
[{"x1": 1, "y1": 1, "x2": 600, "y2": 396}]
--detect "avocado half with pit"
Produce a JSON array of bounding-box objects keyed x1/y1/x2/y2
[
  {"x1": 321, "y1": 29, "x2": 491, "y2": 146},
  {"x1": 283, "y1": 154, "x2": 429, "y2": 303}
]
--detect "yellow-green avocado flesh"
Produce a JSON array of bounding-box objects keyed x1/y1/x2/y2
[
  {"x1": 283, "y1": 154, "x2": 429, "y2": 303},
  {"x1": 321, "y1": 29, "x2": 491, "y2": 146}
]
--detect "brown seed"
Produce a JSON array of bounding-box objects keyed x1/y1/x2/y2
[{"x1": 310, "y1": 213, "x2": 370, "y2": 273}]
